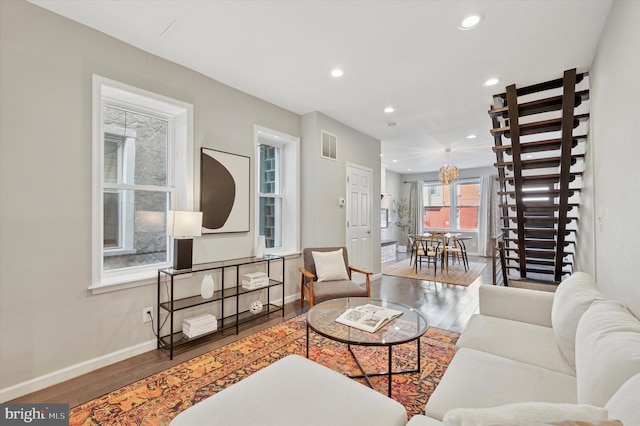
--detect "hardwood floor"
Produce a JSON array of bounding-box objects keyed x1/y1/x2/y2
[{"x1": 10, "y1": 255, "x2": 490, "y2": 406}]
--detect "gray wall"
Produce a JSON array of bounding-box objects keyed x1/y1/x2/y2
[
  {"x1": 578, "y1": 0, "x2": 640, "y2": 317},
  {"x1": 301, "y1": 112, "x2": 382, "y2": 270},
  {"x1": 0, "y1": 0, "x2": 306, "y2": 394}
]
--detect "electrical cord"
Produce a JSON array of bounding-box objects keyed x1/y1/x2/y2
[{"x1": 147, "y1": 274, "x2": 171, "y2": 340}]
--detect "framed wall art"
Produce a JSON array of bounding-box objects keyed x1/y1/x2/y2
[{"x1": 200, "y1": 148, "x2": 250, "y2": 234}]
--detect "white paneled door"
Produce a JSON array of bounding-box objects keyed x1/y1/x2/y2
[{"x1": 346, "y1": 164, "x2": 372, "y2": 281}]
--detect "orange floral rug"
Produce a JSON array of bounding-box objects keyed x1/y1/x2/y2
[{"x1": 69, "y1": 314, "x2": 458, "y2": 425}]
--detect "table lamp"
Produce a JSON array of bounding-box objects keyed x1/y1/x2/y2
[{"x1": 167, "y1": 210, "x2": 203, "y2": 270}]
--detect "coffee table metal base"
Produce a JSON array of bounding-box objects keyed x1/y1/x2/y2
[{"x1": 306, "y1": 324, "x2": 422, "y2": 398}]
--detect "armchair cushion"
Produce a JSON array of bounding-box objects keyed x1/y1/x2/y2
[
  {"x1": 312, "y1": 248, "x2": 350, "y2": 282},
  {"x1": 312, "y1": 279, "x2": 368, "y2": 305}
]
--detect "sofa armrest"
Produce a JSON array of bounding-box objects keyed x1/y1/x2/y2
[{"x1": 479, "y1": 285, "x2": 554, "y2": 327}]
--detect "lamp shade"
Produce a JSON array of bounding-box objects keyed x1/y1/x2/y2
[{"x1": 167, "y1": 211, "x2": 203, "y2": 238}]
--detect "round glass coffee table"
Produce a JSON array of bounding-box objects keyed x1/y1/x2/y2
[{"x1": 306, "y1": 297, "x2": 429, "y2": 397}]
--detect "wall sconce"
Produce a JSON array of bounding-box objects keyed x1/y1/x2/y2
[{"x1": 166, "y1": 211, "x2": 203, "y2": 270}]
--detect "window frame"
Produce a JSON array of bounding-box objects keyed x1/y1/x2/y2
[
  {"x1": 422, "y1": 178, "x2": 481, "y2": 232},
  {"x1": 254, "y1": 125, "x2": 300, "y2": 255},
  {"x1": 91, "y1": 76, "x2": 194, "y2": 292}
]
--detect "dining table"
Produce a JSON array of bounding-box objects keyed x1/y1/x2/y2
[{"x1": 416, "y1": 232, "x2": 467, "y2": 274}]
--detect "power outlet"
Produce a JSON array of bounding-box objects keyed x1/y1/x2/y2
[{"x1": 143, "y1": 306, "x2": 153, "y2": 323}]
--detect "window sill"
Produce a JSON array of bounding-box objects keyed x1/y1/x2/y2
[
  {"x1": 103, "y1": 248, "x2": 137, "y2": 257},
  {"x1": 89, "y1": 264, "x2": 181, "y2": 294}
]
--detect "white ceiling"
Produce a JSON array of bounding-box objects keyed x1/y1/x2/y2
[{"x1": 29, "y1": 0, "x2": 612, "y2": 174}]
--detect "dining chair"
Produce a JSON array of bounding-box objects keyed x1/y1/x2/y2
[
  {"x1": 408, "y1": 235, "x2": 416, "y2": 265},
  {"x1": 414, "y1": 237, "x2": 443, "y2": 275},
  {"x1": 446, "y1": 237, "x2": 469, "y2": 271}
]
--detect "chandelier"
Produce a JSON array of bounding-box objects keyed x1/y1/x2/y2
[{"x1": 438, "y1": 148, "x2": 459, "y2": 185}]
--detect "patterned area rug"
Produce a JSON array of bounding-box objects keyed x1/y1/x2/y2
[
  {"x1": 69, "y1": 314, "x2": 458, "y2": 425},
  {"x1": 382, "y1": 259, "x2": 486, "y2": 286}
]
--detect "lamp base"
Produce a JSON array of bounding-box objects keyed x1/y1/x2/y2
[{"x1": 173, "y1": 238, "x2": 194, "y2": 270}]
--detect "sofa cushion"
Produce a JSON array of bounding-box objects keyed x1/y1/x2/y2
[
  {"x1": 575, "y1": 300, "x2": 640, "y2": 406},
  {"x1": 551, "y1": 272, "x2": 605, "y2": 370},
  {"x1": 441, "y1": 402, "x2": 607, "y2": 426},
  {"x1": 170, "y1": 355, "x2": 407, "y2": 426},
  {"x1": 425, "y1": 348, "x2": 577, "y2": 421},
  {"x1": 604, "y1": 372, "x2": 640, "y2": 425},
  {"x1": 456, "y1": 315, "x2": 574, "y2": 376}
]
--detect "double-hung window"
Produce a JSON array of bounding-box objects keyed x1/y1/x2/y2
[
  {"x1": 423, "y1": 180, "x2": 481, "y2": 231},
  {"x1": 254, "y1": 126, "x2": 299, "y2": 253},
  {"x1": 92, "y1": 76, "x2": 193, "y2": 290}
]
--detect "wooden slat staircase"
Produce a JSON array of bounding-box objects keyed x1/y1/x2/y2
[{"x1": 489, "y1": 69, "x2": 589, "y2": 283}]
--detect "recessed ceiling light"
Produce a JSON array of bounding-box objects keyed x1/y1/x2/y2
[
  {"x1": 460, "y1": 14, "x2": 482, "y2": 30},
  {"x1": 392, "y1": 160, "x2": 398, "y2": 163},
  {"x1": 483, "y1": 78, "x2": 499, "y2": 87},
  {"x1": 384, "y1": 107, "x2": 395, "y2": 113},
  {"x1": 380, "y1": 154, "x2": 384, "y2": 157},
  {"x1": 331, "y1": 69, "x2": 344, "y2": 78},
  {"x1": 407, "y1": 168, "x2": 412, "y2": 171},
  {"x1": 466, "y1": 134, "x2": 477, "y2": 139}
]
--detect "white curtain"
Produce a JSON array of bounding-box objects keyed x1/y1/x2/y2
[
  {"x1": 409, "y1": 181, "x2": 424, "y2": 239},
  {"x1": 478, "y1": 175, "x2": 501, "y2": 257}
]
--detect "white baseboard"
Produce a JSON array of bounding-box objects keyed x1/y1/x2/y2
[
  {"x1": 0, "y1": 290, "x2": 306, "y2": 403},
  {"x1": 1, "y1": 293, "x2": 304, "y2": 403},
  {"x1": 0, "y1": 339, "x2": 157, "y2": 403}
]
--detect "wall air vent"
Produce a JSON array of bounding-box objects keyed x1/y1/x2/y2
[{"x1": 321, "y1": 130, "x2": 337, "y2": 160}]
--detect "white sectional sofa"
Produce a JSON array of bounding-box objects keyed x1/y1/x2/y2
[
  {"x1": 171, "y1": 273, "x2": 640, "y2": 426},
  {"x1": 413, "y1": 272, "x2": 640, "y2": 425}
]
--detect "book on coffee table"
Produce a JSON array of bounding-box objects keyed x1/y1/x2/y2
[{"x1": 335, "y1": 303, "x2": 403, "y2": 333}]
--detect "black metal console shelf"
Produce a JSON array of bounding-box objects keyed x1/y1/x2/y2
[{"x1": 157, "y1": 254, "x2": 285, "y2": 359}]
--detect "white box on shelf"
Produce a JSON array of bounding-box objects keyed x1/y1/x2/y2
[
  {"x1": 242, "y1": 277, "x2": 270, "y2": 289},
  {"x1": 183, "y1": 314, "x2": 217, "y2": 338},
  {"x1": 242, "y1": 272, "x2": 267, "y2": 281}
]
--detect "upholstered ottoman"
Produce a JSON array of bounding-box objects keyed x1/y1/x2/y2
[{"x1": 170, "y1": 354, "x2": 408, "y2": 426}]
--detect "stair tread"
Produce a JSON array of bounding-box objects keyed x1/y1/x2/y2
[
  {"x1": 497, "y1": 172, "x2": 584, "y2": 180},
  {"x1": 495, "y1": 153, "x2": 585, "y2": 168},
  {"x1": 490, "y1": 114, "x2": 589, "y2": 138},
  {"x1": 498, "y1": 189, "x2": 580, "y2": 196},
  {"x1": 505, "y1": 265, "x2": 572, "y2": 275},
  {"x1": 506, "y1": 238, "x2": 575, "y2": 246},
  {"x1": 502, "y1": 227, "x2": 575, "y2": 234},
  {"x1": 488, "y1": 90, "x2": 589, "y2": 119},
  {"x1": 504, "y1": 248, "x2": 574, "y2": 258},
  {"x1": 493, "y1": 73, "x2": 586, "y2": 100},
  {"x1": 504, "y1": 256, "x2": 572, "y2": 266},
  {"x1": 501, "y1": 217, "x2": 578, "y2": 224},
  {"x1": 492, "y1": 135, "x2": 587, "y2": 153},
  {"x1": 500, "y1": 203, "x2": 579, "y2": 211}
]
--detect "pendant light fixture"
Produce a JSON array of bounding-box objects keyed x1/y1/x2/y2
[{"x1": 438, "y1": 148, "x2": 459, "y2": 185}]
